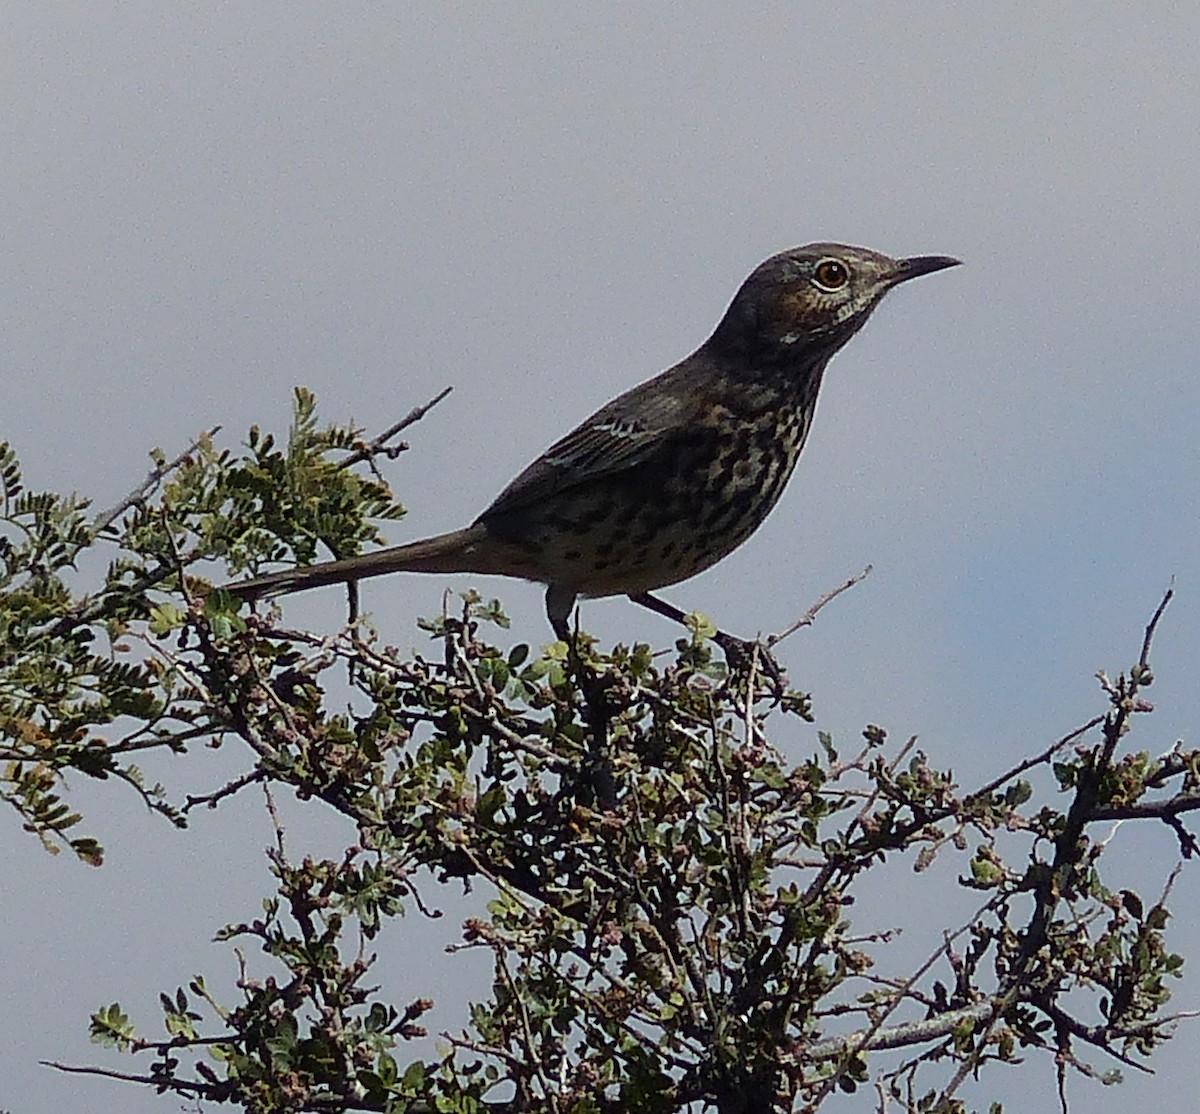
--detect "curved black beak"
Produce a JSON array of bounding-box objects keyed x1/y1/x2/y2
[{"x1": 892, "y1": 254, "x2": 962, "y2": 285}]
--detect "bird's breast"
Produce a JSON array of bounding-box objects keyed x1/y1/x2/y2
[{"x1": 482, "y1": 382, "x2": 822, "y2": 598}]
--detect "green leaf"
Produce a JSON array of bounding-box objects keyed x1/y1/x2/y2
[
  {"x1": 89, "y1": 1002, "x2": 136, "y2": 1050},
  {"x1": 148, "y1": 603, "x2": 187, "y2": 636}
]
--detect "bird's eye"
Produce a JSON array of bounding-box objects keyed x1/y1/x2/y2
[{"x1": 812, "y1": 259, "x2": 850, "y2": 292}]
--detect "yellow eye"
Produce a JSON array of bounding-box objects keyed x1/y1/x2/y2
[{"x1": 812, "y1": 259, "x2": 850, "y2": 291}]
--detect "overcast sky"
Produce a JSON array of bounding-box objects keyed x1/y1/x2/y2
[{"x1": 4, "y1": 5, "x2": 1200, "y2": 1112}]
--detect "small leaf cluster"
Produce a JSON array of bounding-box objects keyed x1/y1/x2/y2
[
  {"x1": 1, "y1": 440, "x2": 138, "y2": 862},
  {"x1": 0, "y1": 391, "x2": 407, "y2": 862}
]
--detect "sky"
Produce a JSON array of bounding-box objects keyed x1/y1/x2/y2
[{"x1": 3, "y1": 4, "x2": 1200, "y2": 1111}]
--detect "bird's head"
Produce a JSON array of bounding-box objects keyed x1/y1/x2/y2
[{"x1": 708, "y1": 243, "x2": 960, "y2": 361}]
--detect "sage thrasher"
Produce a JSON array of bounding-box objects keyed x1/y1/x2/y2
[{"x1": 230, "y1": 243, "x2": 959, "y2": 643}]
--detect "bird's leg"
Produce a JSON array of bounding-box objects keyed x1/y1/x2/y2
[
  {"x1": 545, "y1": 584, "x2": 577, "y2": 645},
  {"x1": 628, "y1": 591, "x2": 788, "y2": 695},
  {"x1": 544, "y1": 585, "x2": 616, "y2": 806}
]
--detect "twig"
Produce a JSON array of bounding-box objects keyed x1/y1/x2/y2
[
  {"x1": 1088, "y1": 803, "x2": 1200, "y2": 859},
  {"x1": 183, "y1": 769, "x2": 267, "y2": 813},
  {"x1": 967, "y1": 715, "x2": 1105, "y2": 802},
  {"x1": 263, "y1": 783, "x2": 286, "y2": 858},
  {"x1": 935, "y1": 591, "x2": 1176, "y2": 1109},
  {"x1": 338, "y1": 386, "x2": 453, "y2": 469},
  {"x1": 458, "y1": 704, "x2": 573, "y2": 769},
  {"x1": 43, "y1": 1060, "x2": 398, "y2": 1111},
  {"x1": 1165, "y1": 815, "x2": 1200, "y2": 858},
  {"x1": 1034, "y1": 996, "x2": 1155, "y2": 1073},
  {"x1": 798, "y1": 735, "x2": 917, "y2": 909},
  {"x1": 1089, "y1": 793, "x2": 1200, "y2": 824},
  {"x1": 42, "y1": 1061, "x2": 211, "y2": 1096},
  {"x1": 88, "y1": 426, "x2": 221, "y2": 539},
  {"x1": 799, "y1": 892, "x2": 1006, "y2": 1100},
  {"x1": 798, "y1": 1000, "x2": 994, "y2": 1061},
  {"x1": 768, "y1": 564, "x2": 872, "y2": 647},
  {"x1": 1140, "y1": 584, "x2": 1174, "y2": 668}
]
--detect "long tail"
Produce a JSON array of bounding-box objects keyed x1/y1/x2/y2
[{"x1": 226, "y1": 524, "x2": 497, "y2": 600}]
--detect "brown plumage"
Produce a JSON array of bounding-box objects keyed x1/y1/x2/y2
[{"x1": 229, "y1": 244, "x2": 959, "y2": 640}]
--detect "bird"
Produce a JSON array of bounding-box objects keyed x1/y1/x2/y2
[{"x1": 228, "y1": 243, "x2": 959, "y2": 646}]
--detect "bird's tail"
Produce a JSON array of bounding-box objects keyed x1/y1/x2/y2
[{"x1": 225, "y1": 524, "x2": 497, "y2": 600}]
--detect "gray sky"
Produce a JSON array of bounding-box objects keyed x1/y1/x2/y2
[{"x1": 4, "y1": 5, "x2": 1200, "y2": 1111}]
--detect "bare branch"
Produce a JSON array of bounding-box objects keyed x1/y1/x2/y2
[
  {"x1": 1140, "y1": 584, "x2": 1174, "y2": 668},
  {"x1": 1034, "y1": 996, "x2": 1154, "y2": 1074},
  {"x1": 796, "y1": 1000, "x2": 993, "y2": 1061},
  {"x1": 967, "y1": 715, "x2": 1105, "y2": 801},
  {"x1": 42, "y1": 1060, "x2": 211, "y2": 1096},
  {"x1": 88, "y1": 426, "x2": 221, "y2": 539},
  {"x1": 1089, "y1": 793, "x2": 1200, "y2": 824},
  {"x1": 338, "y1": 385, "x2": 453, "y2": 469},
  {"x1": 769, "y1": 564, "x2": 873, "y2": 647},
  {"x1": 183, "y1": 768, "x2": 267, "y2": 813}
]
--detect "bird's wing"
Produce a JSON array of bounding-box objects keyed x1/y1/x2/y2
[{"x1": 479, "y1": 367, "x2": 698, "y2": 520}]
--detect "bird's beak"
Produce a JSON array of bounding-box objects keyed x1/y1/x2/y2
[{"x1": 891, "y1": 254, "x2": 962, "y2": 285}]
